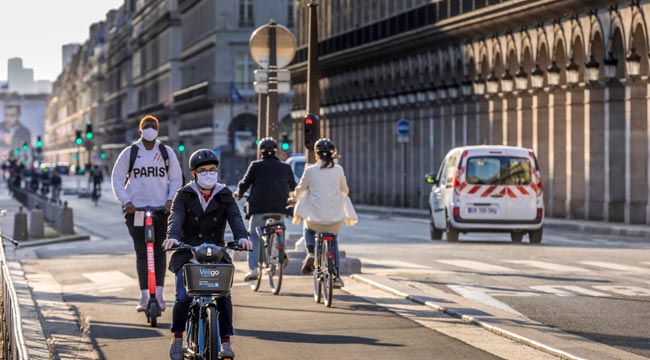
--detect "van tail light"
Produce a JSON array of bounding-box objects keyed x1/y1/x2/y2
[
  {"x1": 452, "y1": 168, "x2": 460, "y2": 194},
  {"x1": 536, "y1": 208, "x2": 544, "y2": 219},
  {"x1": 453, "y1": 206, "x2": 460, "y2": 219}
]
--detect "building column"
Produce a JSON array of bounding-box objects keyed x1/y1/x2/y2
[
  {"x1": 608, "y1": 82, "x2": 626, "y2": 222},
  {"x1": 569, "y1": 87, "x2": 585, "y2": 219},
  {"x1": 628, "y1": 81, "x2": 648, "y2": 224}
]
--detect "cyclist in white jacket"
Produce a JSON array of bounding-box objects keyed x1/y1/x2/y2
[{"x1": 111, "y1": 114, "x2": 183, "y2": 311}]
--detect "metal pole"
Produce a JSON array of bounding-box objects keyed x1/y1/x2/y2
[
  {"x1": 257, "y1": 92, "x2": 268, "y2": 160},
  {"x1": 306, "y1": 0, "x2": 320, "y2": 164},
  {"x1": 267, "y1": 20, "x2": 279, "y2": 140}
]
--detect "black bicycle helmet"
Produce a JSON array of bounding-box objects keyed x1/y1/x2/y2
[
  {"x1": 258, "y1": 137, "x2": 278, "y2": 157},
  {"x1": 189, "y1": 149, "x2": 219, "y2": 170},
  {"x1": 314, "y1": 138, "x2": 336, "y2": 158}
]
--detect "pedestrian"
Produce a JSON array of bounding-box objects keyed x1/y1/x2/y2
[
  {"x1": 163, "y1": 149, "x2": 252, "y2": 360},
  {"x1": 233, "y1": 137, "x2": 297, "y2": 282},
  {"x1": 290, "y1": 138, "x2": 358, "y2": 288},
  {"x1": 111, "y1": 114, "x2": 183, "y2": 312}
]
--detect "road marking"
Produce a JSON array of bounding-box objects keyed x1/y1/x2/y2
[
  {"x1": 503, "y1": 260, "x2": 590, "y2": 272},
  {"x1": 579, "y1": 261, "x2": 650, "y2": 273},
  {"x1": 360, "y1": 258, "x2": 451, "y2": 275},
  {"x1": 83, "y1": 271, "x2": 136, "y2": 284},
  {"x1": 448, "y1": 284, "x2": 525, "y2": 316},
  {"x1": 529, "y1": 285, "x2": 611, "y2": 297},
  {"x1": 437, "y1": 260, "x2": 516, "y2": 272},
  {"x1": 592, "y1": 285, "x2": 650, "y2": 296}
]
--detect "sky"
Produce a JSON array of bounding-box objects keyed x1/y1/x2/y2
[{"x1": 0, "y1": 0, "x2": 124, "y2": 82}]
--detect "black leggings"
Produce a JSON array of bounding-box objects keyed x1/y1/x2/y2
[{"x1": 125, "y1": 212, "x2": 168, "y2": 290}]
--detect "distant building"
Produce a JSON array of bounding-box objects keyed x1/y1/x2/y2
[
  {"x1": 6, "y1": 57, "x2": 51, "y2": 95},
  {"x1": 62, "y1": 43, "x2": 81, "y2": 70}
]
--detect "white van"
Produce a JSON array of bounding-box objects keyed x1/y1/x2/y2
[
  {"x1": 425, "y1": 146, "x2": 544, "y2": 243},
  {"x1": 285, "y1": 154, "x2": 306, "y2": 184}
]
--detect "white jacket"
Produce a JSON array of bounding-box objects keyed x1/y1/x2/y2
[
  {"x1": 111, "y1": 140, "x2": 183, "y2": 207},
  {"x1": 293, "y1": 161, "x2": 357, "y2": 226}
]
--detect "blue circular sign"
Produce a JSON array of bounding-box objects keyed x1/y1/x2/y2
[{"x1": 396, "y1": 119, "x2": 411, "y2": 136}]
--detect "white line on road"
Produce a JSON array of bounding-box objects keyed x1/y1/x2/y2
[
  {"x1": 579, "y1": 261, "x2": 650, "y2": 273},
  {"x1": 529, "y1": 285, "x2": 612, "y2": 297},
  {"x1": 448, "y1": 284, "x2": 524, "y2": 316},
  {"x1": 504, "y1": 260, "x2": 590, "y2": 272},
  {"x1": 83, "y1": 271, "x2": 136, "y2": 285},
  {"x1": 437, "y1": 260, "x2": 516, "y2": 272}
]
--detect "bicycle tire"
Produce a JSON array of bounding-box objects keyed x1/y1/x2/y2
[
  {"x1": 187, "y1": 307, "x2": 199, "y2": 357},
  {"x1": 312, "y1": 239, "x2": 323, "y2": 303},
  {"x1": 205, "y1": 306, "x2": 219, "y2": 360},
  {"x1": 268, "y1": 233, "x2": 283, "y2": 295},
  {"x1": 321, "y1": 240, "x2": 334, "y2": 307}
]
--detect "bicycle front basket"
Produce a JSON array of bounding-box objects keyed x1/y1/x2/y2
[{"x1": 183, "y1": 264, "x2": 235, "y2": 295}]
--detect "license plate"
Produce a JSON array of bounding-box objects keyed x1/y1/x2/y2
[{"x1": 467, "y1": 206, "x2": 497, "y2": 215}]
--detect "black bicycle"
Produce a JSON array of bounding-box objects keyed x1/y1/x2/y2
[
  {"x1": 313, "y1": 232, "x2": 339, "y2": 307},
  {"x1": 168, "y1": 242, "x2": 247, "y2": 360},
  {"x1": 250, "y1": 214, "x2": 287, "y2": 295}
]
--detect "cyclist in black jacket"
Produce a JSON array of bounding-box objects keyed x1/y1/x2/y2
[{"x1": 234, "y1": 137, "x2": 297, "y2": 281}]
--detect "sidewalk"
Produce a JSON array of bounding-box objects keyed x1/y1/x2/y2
[{"x1": 354, "y1": 204, "x2": 650, "y2": 238}]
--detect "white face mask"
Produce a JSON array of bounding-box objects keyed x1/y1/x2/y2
[
  {"x1": 141, "y1": 128, "x2": 158, "y2": 141},
  {"x1": 196, "y1": 171, "x2": 218, "y2": 189}
]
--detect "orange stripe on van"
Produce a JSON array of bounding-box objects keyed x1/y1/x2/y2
[
  {"x1": 467, "y1": 185, "x2": 481, "y2": 194},
  {"x1": 507, "y1": 187, "x2": 517, "y2": 198},
  {"x1": 517, "y1": 186, "x2": 529, "y2": 195},
  {"x1": 480, "y1": 185, "x2": 497, "y2": 197}
]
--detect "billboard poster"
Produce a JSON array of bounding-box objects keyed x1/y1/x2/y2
[{"x1": 0, "y1": 101, "x2": 46, "y2": 159}]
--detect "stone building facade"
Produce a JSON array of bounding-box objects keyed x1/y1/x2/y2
[{"x1": 290, "y1": 0, "x2": 650, "y2": 224}]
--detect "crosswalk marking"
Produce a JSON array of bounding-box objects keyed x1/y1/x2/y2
[
  {"x1": 361, "y1": 258, "x2": 451, "y2": 275},
  {"x1": 579, "y1": 261, "x2": 650, "y2": 273},
  {"x1": 503, "y1": 260, "x2": 590, "y2": 272},
  {"x1": 83, "y1": 271, "x2": 136, "y2": 284},
  {"x1": 436, "y1": 260, "x2": 515, "y2": 272}
]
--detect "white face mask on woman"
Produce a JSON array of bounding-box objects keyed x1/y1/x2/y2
[
  {"x1": 141, "y1": 128, "x2": 158, "y2": 141},
  {"x1": 196, "y1": 171, "x2": 219, "y2": 189}
]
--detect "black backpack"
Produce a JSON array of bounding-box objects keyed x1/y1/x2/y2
[{"x1": 124, "y1": 143, "x2": 170, "y2": 185}]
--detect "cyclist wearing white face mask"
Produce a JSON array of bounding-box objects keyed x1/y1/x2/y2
[{"x1": 111, "y1": 114, "x2": 183, "y2": 312}]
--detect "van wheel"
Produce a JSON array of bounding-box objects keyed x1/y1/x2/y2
[
  {"x1": 446, "y1": 217, "x2": 459, "y2": 242},
  {"x1": 429, "y1": 211, "x2": 443, "y2": 240},
  {"x1": 510, "y1": 232, "x2": 523, "y2": 243},
  {"x1": 529, "y1": 228, "x2": 543, "y2": 244}
]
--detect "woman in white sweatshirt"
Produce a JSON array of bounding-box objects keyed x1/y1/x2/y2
[{"x1": 292, "y1": 138, "x2": 350, "y2": 288}]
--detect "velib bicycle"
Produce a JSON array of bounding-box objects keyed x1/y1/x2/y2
[
  {"x1": 313, "y1": 232, "x2": 339, "y2": 307},
  {"x1": 250, "y1": 214, "x2": 287, "y2": 295},
  {"x1": 168, "y1": 243, "x2": 247, "y2": 360},
  {"x1": 135, "y1": 206, "x2": 166, "y2": 327}
]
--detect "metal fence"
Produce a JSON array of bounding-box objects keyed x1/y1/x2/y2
[{"x1": 0, "y1": 232, "x2": 29, "y2": 359}]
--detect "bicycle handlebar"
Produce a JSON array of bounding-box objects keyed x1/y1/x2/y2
[
  {"x1": 134, "y1": 206, "x2": 167, "y2": 212},
  {"x1": 165, "y1": 242, "x2": 250, "y2": 253}
]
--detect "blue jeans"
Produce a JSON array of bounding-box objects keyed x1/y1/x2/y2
[
  {"x1": 247, "y1": 213, "x2": 285, "y2": 270},
  {"x1": 171, "y1": 267, "x2": 233, "y2": 337},
  {"x1": 303, "y1": 227, "x2": 340, "y2": 269}
]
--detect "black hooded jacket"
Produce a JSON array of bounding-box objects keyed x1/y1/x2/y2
[
  {"x1": 236, "y1": 156, "x2": 297, "y2": 215},
  {"x1": 166, "y1": 183, "x2": 248, "y2": 273}
]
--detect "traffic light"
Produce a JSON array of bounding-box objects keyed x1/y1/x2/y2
[
  {"x1": 178, "y1": 141, "x2": 185, "y2": 152},
  {"x1": 100, "y1": 152, "x2": 107, "y2": 159},
  {"x1": 280, "y1": 133, "x2": 290, "y2": 151},
  {"x1": 36, "y1": 136, "x2": 43, "y2": 148},
  {"x1": 14, "y1": 148, "x2": 20, "y2": 156},
  {"x1": 22, "y1": 141, "x2": 28, "y2": 151},
  {"x1": 304, "y1": 114, "x2": 319, "y2": 149},
  {"x1": 75, "y1": 130, "x2": 83, "y2": 145},
  {"x1": 85, "y1": 122, "x2": 93, "y2": 139}
]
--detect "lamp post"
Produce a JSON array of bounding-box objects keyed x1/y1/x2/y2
[
  {"x1": 531, "y1": 64, "x2": 544, "y2": 89},
  {"x1": 306, "y1": 0, "x2": 320, "y2": 163},
  {"x1": 585, "y1": 56, "x2": 600, "y2": 82},
  {"x1": 515, "y1": 67, "x2": 528, "y2": 90}
]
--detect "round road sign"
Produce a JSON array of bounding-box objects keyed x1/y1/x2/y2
[
  {"x1": 396, "y1": 119, "x2": 411, "y2": 136},
  {"x1": 249, "y1": 23, "x2": 296, "y2": 69}
]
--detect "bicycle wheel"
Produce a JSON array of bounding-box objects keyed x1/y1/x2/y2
[
  {"x1": 204, "y1": 306, "x2": 219, "y2": 360},
  {"x1": 186, "y1": 305, "x2": 200, "y2": 357},
  {"x1": 250, "y1": 238, "x2": 264, "y2": 291},
  {"x1": 267, "y1": 234, "x2": 284, "y2": 295},
  {"x1": 321, "y1": 240, "x2": 334, "y2": 307},
  {"x1": 312, "y1": 240, "x2": 323, "y2": 303}
]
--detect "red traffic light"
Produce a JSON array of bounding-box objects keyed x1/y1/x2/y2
[{"x1": 305, "y1": 117, "x2": 313, "y2": 125}]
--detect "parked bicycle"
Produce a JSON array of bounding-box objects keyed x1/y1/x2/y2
[
  {"x1": 135, "y1": 206, "x2": 167, "y2": 327},
  {"x1": 167, "y1": 242, "x2": 247, "y2": 360},
  {"x1": 250, "y1": 214, "x2": 287, "y2": 295},
  {"x1": 312, "y1": 232, "x2": 340, "y2": 307}
]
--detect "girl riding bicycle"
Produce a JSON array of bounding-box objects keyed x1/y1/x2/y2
[
  {"x1": 163, "y1": 149, "x2": 253, "y2": 360},
  {"x1": 291, "y1": 138, "x2": 357, "y2": 288}
]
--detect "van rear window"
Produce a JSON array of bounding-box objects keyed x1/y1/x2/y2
[{"x1": 466, "y1": 156, "x2": 531, "y2": 185}]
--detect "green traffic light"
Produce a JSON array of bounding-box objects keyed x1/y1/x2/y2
[
  {"x1": 178, "y1": 145, "x2": 185, "y2": 152},
  {"x1": 36, "y1": 141, "x2": 43, "y2": 147},
  {"x1": 281, "y1": 143, "x2": 290, "y2": 151},
  {"x1": 76, "y1": 138, "x2": 83, "y2": 145},
  {"x1": 100, "y1": 152, "x2": 107, "y2": 159},
  {"x1": 15, "y1": 149, "x2": 20, "y2": 155},
  {"x1": 86, "y1": 133, "x2": 93, "y2": 139}
]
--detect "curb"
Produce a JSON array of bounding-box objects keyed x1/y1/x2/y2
[
  {"x1": 17, "y1": 234, "x2": 90, "y2": 248},
  {"x1": 351, "y1": 274, "x2": 585, "y2": 360}
]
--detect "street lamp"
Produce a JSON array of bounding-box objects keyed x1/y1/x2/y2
[
  {"x1": 515, "y1": 67, "x2": 528, "y2": 90},
  {"x1": 531, "y1": 64, "x2": 544, "y2": 89},
  {"x1": 461, "y1": 77, "x2": 473, "y2": 97},
  {"x1": 447, "y1": 84, "x2": 459, "y2": 99},
  {"x1": 437, "y1": 85, "x2": 448, "y2": 100},
  {"x1": 500, "y1": 71, "x2": 514, "y2": 92},
  {"x1": 547, "y1": 62, "x2": 561, "y2": 86},
  {"x1": 486, "y1": 72, "x2": 499, "y2": 94},
  {"x1": 626, "y1": 48, "x2": 641, "y2": 77},
  {"x1": 585, "y1": 56, "x2": 600, "y2": 82},
  {"x1": 566, "y1": 59, "x2": 580, "y2": 84},
  {"x1": 604, "y1": 53, "x2": 618, "y2": 79}
]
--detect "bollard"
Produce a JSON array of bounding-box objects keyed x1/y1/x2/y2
[
  {"x1": 58, "y1": 207, "x2": 74, "y2": 235},
  {"x1": 30, "y1": 208, "x2": 45, "y2": 239},
  {"x1": 13, "y1": 206, "x2": 28, "y2": 241}
]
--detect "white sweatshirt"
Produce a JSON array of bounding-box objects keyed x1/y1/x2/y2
[{"x1": 111, "y1": 140, "x2": 183, "y2": 207}]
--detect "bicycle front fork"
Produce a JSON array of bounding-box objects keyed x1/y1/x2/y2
[{"x1": 320, "y1": 233, "x2": 338, "y2": 276}]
